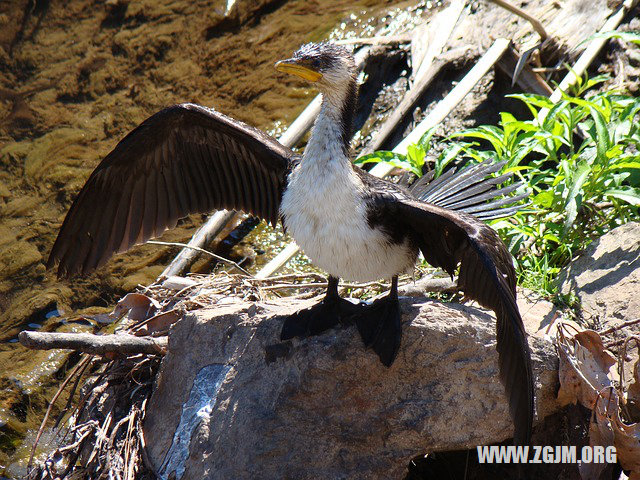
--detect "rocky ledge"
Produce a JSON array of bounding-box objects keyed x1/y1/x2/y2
[{"x1": 143, "y1": 296, "x2": 559, "y2": 480}]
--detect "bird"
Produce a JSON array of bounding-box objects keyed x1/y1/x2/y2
[{"x1": 47, "y1": 42, "x2": 534, "y2": 445}]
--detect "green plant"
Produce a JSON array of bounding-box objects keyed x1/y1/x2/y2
[
  {"x1": 581, "y1": 30, "x2": 640, "y2": 46},
  {"x1": 361, "y1": 82, "x2": 640, "y2": 297},
  {"x1": 355, "y1": 127, "x2": 435, "y2": 176}
]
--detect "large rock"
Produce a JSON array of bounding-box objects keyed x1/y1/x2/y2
[
  {"x1": 143, "y1": 296, "x2": 559, "y2": 480},
  {"x1": 558, "y1": 222, "x2": 640, "y2": 328}
]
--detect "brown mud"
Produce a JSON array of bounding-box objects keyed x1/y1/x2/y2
[{"x1": 0, "y1": 0, "x2": 435, "y2": 474}]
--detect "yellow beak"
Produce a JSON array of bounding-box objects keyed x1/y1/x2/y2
[{"x1": 275, "y1": 60, "x2": 323, "y2": 82}]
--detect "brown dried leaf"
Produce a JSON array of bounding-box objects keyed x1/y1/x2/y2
[
  {"x1": 557, "y1": 325, "x2": 618, "y2": 408},
  {"x1": 574, "y1": 331, "x2": 617, "y2": 373},
  {"x1": 580, "y1": 389, "x2": 617, "y2": 480},
  {"x1": 110, "y1": 293, "x2": 160, "y2": 322},
  {"x1": 614, "y1": 410, "x2": 640, "y2": 475},
  {"x1": 132, "y1": 310, "x2": 181, "y2": 336},
  {"x1": 557, "y1": 342, "x2": 583, "y2": 406},
  {"x1": 623, "y1": 339, "x2": 640, "y2": 409}
]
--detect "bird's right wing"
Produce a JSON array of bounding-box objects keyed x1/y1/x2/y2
[
  {"x1": 368, "y1": 188, "x2": 534, "y2": 445},
  {"x1": 48, "y1": 103, "x2": 296, "y2": 277}
]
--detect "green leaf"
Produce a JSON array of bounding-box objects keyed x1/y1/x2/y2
[
  {"x1": 435, "y1": 144, "x2": 464, "y2": 176},
  {"x1": 581, "y1": 30, "x2": 640, "y2": 46},
  {"x1": 407, "y1": 144, "x2": 426, "y2": 173},
  {"x1": 542, "y1": 101, "x2": 570, "y2": 131},
  {"x1": 543, "y1": 233, "x2": 561, "y2": 244},
  {"x1": 605, "y1": 188, "x2": 640, "y2": 206},
  {"x1": 563, "y1": 162, "x2": 591, "y2": 233},
  {"x1": 507, "y1": 93, "x2": 555, "y2": 110},
  {"x1": 533, "y1": 191, "x2": 554, "y2": 208},
  {"x1": 355, "y1": 151, "x2": 403, "y2": 166},
  {"x1": 418, "y1": 126, "x2": 436, "y2": 151},
  {"x1": 589, "y1": 106, "x2": 611, "y2": 161},
  {"x1": 609, "y1": 161, "x2": 640, "y2": 170}
]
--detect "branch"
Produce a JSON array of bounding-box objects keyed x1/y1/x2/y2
[
  {"x1": 149, "y1": 239, "x2": 252, "y2": 277},
  {"x1": 18, "y1": 331, "x2": 167, "y2": 356}
]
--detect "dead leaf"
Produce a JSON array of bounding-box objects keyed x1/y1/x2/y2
[
  {"x1": 557, "y1": 325, "x2": 618, "y2": 408},
  {"x1": 580, "y1": 389, "x2": 617, "y2": 480},
  {"x1": 614, "y1": 410, "x2": 640, "y2": 475},
  {"x1": 110, "y1": 293, "x2": 160, "y2": 322},
  {"x1": 621, "y1": 338, "x2": 640, "y2": 409},
  {"x1": 574, "y1": 330, "x2": 617, "y2": 374},
  {"x1": 132, "y1": 310, "x2": 181, "y2": 336}
]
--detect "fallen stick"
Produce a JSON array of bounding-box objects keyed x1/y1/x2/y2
[
  {"x1": 255, "y1": 243, "x2": 301, "y2": 279},
  {"x1": 362, "y1": 0, "x2": 466, "y2": 154},
  {"x1": 254, "y1": 38, "x2": 512, "y2": 278},
  {"x1": 159, "y1": 47, "x2": 373, "y2": 279},
  {"x1": 544, "y1": 0, "x2": 639, "y2": 109},
  {"x1": 599, "y1": 318, "x2": 640, "y2": 338},
  {"x1": 333, "y1": 35, "x2": 411, "y2": 47},
  {"x1": 160, "y1": 210, "x2": 236, "y2": 280},
  {"x1": 150, "y1": 239, "x2": 251, "y2": 276},
  {"x1": 19, "y1": 331, "x2": 168, "y2": 356},
  {"x1": 383, "y1": 37, "x2": 511, "y2": 164},
  {"x1": 27, "y1": 355, "x2": 92, "y2": 474}
]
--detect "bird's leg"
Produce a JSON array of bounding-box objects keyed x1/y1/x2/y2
[
  {"x1": 280, "y1": 276, "x2": 360, "y2": 340},
  {"x1": 354, "y1": 276, "x2": 402, "y2": 367}
]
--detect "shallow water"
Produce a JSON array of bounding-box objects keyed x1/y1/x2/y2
[{"x1": 0, "y1": 0, "x2": 435, "y2": 474}]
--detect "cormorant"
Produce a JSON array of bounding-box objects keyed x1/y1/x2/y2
[{"x1": 48, "y1": 42, "x2": 534, "y2": 445}]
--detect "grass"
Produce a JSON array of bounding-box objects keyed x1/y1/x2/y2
[{"x1": 356, "y1": 76, "x2": 640, "y2": 298}]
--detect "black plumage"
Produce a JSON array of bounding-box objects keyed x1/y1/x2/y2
[{"x1": 48, "y1": 104, "x2": 294, "y2": 276}]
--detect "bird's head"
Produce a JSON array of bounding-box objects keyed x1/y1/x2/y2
[{"x1": 275, "y1": 42, "x2": 356, "y2": 91}]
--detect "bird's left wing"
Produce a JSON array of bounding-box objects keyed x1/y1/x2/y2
[
  {"x1": 371, "y1": 191, "x2": 534, "y2": 445},
  {"x1": 48, "y1": 103, "x2": 296, "y2": 277}
]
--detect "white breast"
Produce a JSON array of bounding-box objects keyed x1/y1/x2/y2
[{"x1": 279, "y1": 115, "x2": 416, "y2": 282}]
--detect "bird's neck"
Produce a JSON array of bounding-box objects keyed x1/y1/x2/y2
[{"x1": 302, "y1": 79, "x2": 357, "y2": 169}]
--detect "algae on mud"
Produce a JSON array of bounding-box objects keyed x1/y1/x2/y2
[{"x1": 0, "y1": 0, "x2": 433, "y2": 474}]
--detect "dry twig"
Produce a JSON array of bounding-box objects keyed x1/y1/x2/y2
[
  {"x1": 148, "y1": 240, "x2": 251, "y2": 276},
  {"x1": 19, "y1": 331, "x2": 168, "y2": 356}
]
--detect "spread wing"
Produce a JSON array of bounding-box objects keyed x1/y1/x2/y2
[
  {"x1": 370, "y1": 188, "x2": 533, "y2": 444},
  {"x1": 48, "y1": 103, "x2": 295, "y2": 277}
]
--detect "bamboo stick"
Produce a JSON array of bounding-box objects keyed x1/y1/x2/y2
[
  {"x1": 370, "y1": 38, "x2": 511, "y2": 177},
  {"x1": 254, "y1": 38, "x2": 511, "y2": 278},
  {"x1": 533, "y1": 0, "x2": 639, "y2": 127},
  {"x1": 547, "y1": 0, "x2": 639, "y2": 106},
  {"x1": 362, "y1": 0, "x2": 467, "y2": 155}
]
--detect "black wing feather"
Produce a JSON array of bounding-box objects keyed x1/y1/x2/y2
[
  {"x1": 48, "y1": 103, "x2": 294, "y2": 277},
  {"x1": 369, "y1": 187, "x2": 534, "y2": 445},
  {"x1": 411, "y1": 161, "x2": 528, "y2": 221}
]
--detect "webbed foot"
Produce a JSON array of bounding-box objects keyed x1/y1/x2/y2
[
  {"x1": 280, "y1": 295, "x2": 360, "y2": 340},
  {"x1": 354, "y1": 293, "x2": 402, "y2": 367}
]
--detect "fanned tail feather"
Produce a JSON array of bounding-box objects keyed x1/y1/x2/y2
[{"x1": 410, "y1": 161, "x2": 528, "y2": 220}]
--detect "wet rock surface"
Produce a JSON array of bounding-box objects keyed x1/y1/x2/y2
[{"x1": 143, "y1": 296, "x2": 559, "y2": 480}]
